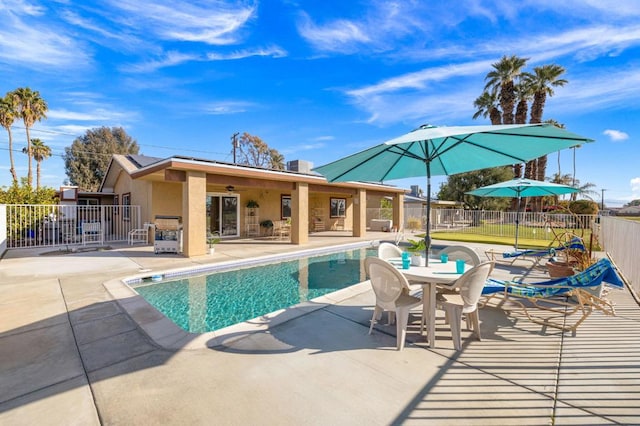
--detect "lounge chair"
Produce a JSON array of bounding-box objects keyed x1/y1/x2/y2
[
  {"x1": 485, "y1": 236, "x2": 586, "y2": 268},
  {"x1": 364, "y1": 257, "x2": 422, "y2": 351},
  {"x1": 481, "y1": 258, "x2": 625, "y2": 333}
]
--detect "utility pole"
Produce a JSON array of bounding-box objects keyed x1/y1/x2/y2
[
  {"x1": 601, "y1": 188, "x2": 607, "y2": 211},
  {"x1": 231, "y1": 132, "x2": 239, "y2": 164}
]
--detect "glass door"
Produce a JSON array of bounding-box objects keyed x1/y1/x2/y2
[{"x1": 207, "y1": 194, "x2": 239, "y2": 237}]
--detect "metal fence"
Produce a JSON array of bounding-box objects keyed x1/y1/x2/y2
[
  {"x1": 366, "y1": 207, "x2": 596, "y2": 244},
  {"x1": 3, "y1": 204, "x2": 141, "y2": 249},
  {"x1": 600, "y1": 216, "x2": 639, "y2": 295}
]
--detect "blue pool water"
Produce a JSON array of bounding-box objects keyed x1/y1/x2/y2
[{"x1": 131, "y1": 246, "x2": 377, "y2": 333}]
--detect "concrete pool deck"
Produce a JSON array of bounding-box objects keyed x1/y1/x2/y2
[{"x1": 1, "y1": 233, "x2": 640, "y2": 425}]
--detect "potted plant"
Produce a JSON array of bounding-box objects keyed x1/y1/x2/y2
[
  {"x1": 206, "y1": 231, "x2": 220, "y2": 254},
  {"x1": 407, "y1": 238, "x2": 427, "y2": 266},
  {"x1": 246, "y1": 200, "x2": 259, "y2": 209},
  {"x1": 260, "y1": 219, "x2": 273, "y2": 236}
]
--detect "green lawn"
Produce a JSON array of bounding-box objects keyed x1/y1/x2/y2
[
  {"x1": 428, "y1": 226, "x2": 599, "y2": 250},
  {"x1": 619, "y1": 216, "x2": 640, "y2": 222}
]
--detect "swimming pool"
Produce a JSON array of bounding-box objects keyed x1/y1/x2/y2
[{"x1": 129, "y1": 244, "x2": 377, "y2": 333}]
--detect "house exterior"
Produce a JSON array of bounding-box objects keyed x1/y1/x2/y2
[{"x1": 100, "y1": 154, "x2": 406, "y2": 256}]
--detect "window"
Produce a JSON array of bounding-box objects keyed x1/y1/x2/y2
[
  {"x1": 60, "y1": 186, "x2": 78, "y2": 201},
  {"x1": 281, "y1": 195, "x2": 291, "y2": 219},
  {"x1": 330, "y1": 197, "x2": 346, "y2": 218},
  {"x1": 122, "y1": 192, "x2": 131, "y2": 220},
  {"x1": 114, "y1": 195, "x2": 119, "y2": 215}
]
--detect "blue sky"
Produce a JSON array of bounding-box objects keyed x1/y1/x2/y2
[{"x1": 1, "y1": 0, "x2": 638, "y2": 207}]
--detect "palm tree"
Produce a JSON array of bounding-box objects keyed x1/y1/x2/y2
[
  {"x1": 0, "y1": 95, "x2": 18, "y2": 184},
  {"x1": 24, "y1": 138, "x2": 51, "y2": 189},
  {"x1": 528, "y1": 65, "x2": 567, "y2": 124},
  {"x1": 513, "y1": 79, "x2": 533, "y2": 179},
  {"x1": 472, "y1": 91, "x2": 502, "y2": 125},
  {"x1": 11, "y1": 87, "x2": 48, "y2": 188},
  {"x1": 484, "y1": 55, "x2": 528, "y2": 124},
  {"x1": 549, "y1": 172, "x2": 596, "y2": 202},
  {"x1": 526, "y1": 65, "x2": 568, "y2": 187}
]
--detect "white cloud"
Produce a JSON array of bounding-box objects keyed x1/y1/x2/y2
[
  {"x1": 59, "y1": 9, "x2": 145, "y2": 51},
  {"x1": 631, "y1": 177, "x2": 640, "y2": 193},
  {"x1": 312, "y1": 136, "x2": 335, "y2": 142},
  {"x1": 603, "y1": 129, "x2": 629, "y2": 142},
  {"x1": 202, "y1": 101, "x2": 254, "y2": 115},
  {"x1": 206, "y1": 46, "x2": 287, "y2": 61},
  {"x1": 124, "y1": 46, "x2": 286, "y2": 73},
  {"x1": 297, "y1": 13, "x2": 370, "y2": 53},
  {"x1": 123, "y1": 51, "x2": 203, "y2": 73},
  {"x1": 280, "y1": 142, "x2": 327, "y2": 156},
  {"x1": 347, "y1": 60, "x2": 492, "y2": 99},
  {"x1": 106, "y1": 0, "x2": 256, "y2": 45},
  {"x1": 0, "y1": 9, "x2": 91, "y2": 69}
]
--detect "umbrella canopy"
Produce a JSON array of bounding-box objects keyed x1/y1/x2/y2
[
  {"x1": 467, "y1": 178, "x2": 579, "y2": 198},
  {"x1": 467, "y1": 178, "x2": 579, "y2": 249},
  {"x1": 314, "y1": 123, "x2": 593, "y2": 265}
]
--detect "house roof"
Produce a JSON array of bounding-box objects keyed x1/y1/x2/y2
[{"x1": 99, "y1": 154, "x2": 406, "y2": 194}]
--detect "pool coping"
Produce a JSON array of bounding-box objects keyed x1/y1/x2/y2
[{"x1": 103, "y1": 241, "x2": 377, "y2": 351}]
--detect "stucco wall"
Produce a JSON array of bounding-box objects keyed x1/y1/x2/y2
[{"x1": 152, "y1": 182, "x2": 183, "y2": 220}]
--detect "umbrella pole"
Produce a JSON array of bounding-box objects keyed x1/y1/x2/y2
[
  {"x1": 515, "y1": 196, "x2": 521, "y2": 250},
  {"x1": 425, "y1": 163, "x2": 431, "y2": 267}
]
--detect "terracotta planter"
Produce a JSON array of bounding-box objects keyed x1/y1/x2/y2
[{"x1": 547, "y1": 260, "x2": 575, "y2": 278}]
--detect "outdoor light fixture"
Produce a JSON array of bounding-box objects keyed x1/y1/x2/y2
[{"x1": 226, "y1": 185, "x2": 235, "y2": 192}]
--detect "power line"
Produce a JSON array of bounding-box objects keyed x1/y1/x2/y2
[{"x1": 0, "y1": 128, "x2": 231, "y2": 158}]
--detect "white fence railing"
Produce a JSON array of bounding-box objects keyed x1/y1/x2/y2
[
  {"x1": 405, "y1": 208, "x2": 595, "y2": 244},
  {"x1": 3, "y1": 204, "x2": 141, "y2": 249},
  {"x1": 600, "y1": 217, "x2": 639, "y2": 295},
  {"x1": 367, "y1": 207, "x2": 596, "y2": 244}
]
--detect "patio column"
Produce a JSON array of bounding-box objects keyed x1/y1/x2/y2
[
  {"x1": 182, "y1": 171, "x2": 207, "y2": 256},
  {"x1": 393, "y1": 193, "x2": 404, "y2": 232},
  {"x1": 353, "y1": 189, "x2": 366, "y2": 237},
  {"x1": 291, "y1": 182, "x2": 308, "y2": 244}
]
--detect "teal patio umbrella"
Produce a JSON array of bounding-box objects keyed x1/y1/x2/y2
[
  {"x1": 466, "y1": 178, "x2": 579, "y2": 250},
  {"x1": 314, "y1": 123, "x2": 593, "y2": 266}
]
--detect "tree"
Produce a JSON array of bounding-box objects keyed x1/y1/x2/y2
[
  {"x1": 438, "y1": 166, "x2": 514, "y2": 210},
  {"x1": 23, "y1": 138, "x2": 51, "y2": 189},
  {"x1": 0, "y1": 178, "x2": 56, "y2": 204},
  {"x1": 526, "y1": 65, "x2": 568, "y2": 186},
  {"x1": 624, "y1": 199, "x2": 640, "y2": 207},
  {"x1": 513, "y1": 79, "x2": 533, "y2": 179},
  {"x1": 234, "y1": 132, "x2": 285, "y2": 170},
  {"x1": 11, "y1": 87, "x2": 48, "y2": 188},
  {"x1": 482, "y1": 55, "x2": 528, "y2": 206},
  {"x1": 472, "y1": 91, "x2": 501, "y2": 125},
  {"x1": 0, "y1": 94, "x2": 19, "y2": 184},
  {"x1": 484, "y1": 55, "x2": 528, "y2": 125},
  {"x1": 549, "y1": 173, "x2": 597, "y2": 202},
  {"x1": 64, "y1": 127, "x2": 139, "y2": 191}
]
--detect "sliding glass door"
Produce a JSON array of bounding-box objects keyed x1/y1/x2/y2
[{"x1": 206, "y1": 194, "x2": 239, "y2": 237}]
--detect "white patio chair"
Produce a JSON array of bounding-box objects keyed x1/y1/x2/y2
[
  {"x1": 81, "y1": 222, "x2": 103, "y2": 245},
  {"x1": 365, "y1": 257, "x2": 422, "y2": 351},
  {"x1": 438, "y1": 245, "x2": 482, "y2": 266},
  {"x1": 377, "y1": 242, "x2": 403, "y2": 260},
  {"x1": 436, "y1": 261, "x2": 494, "y2": 350}
]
